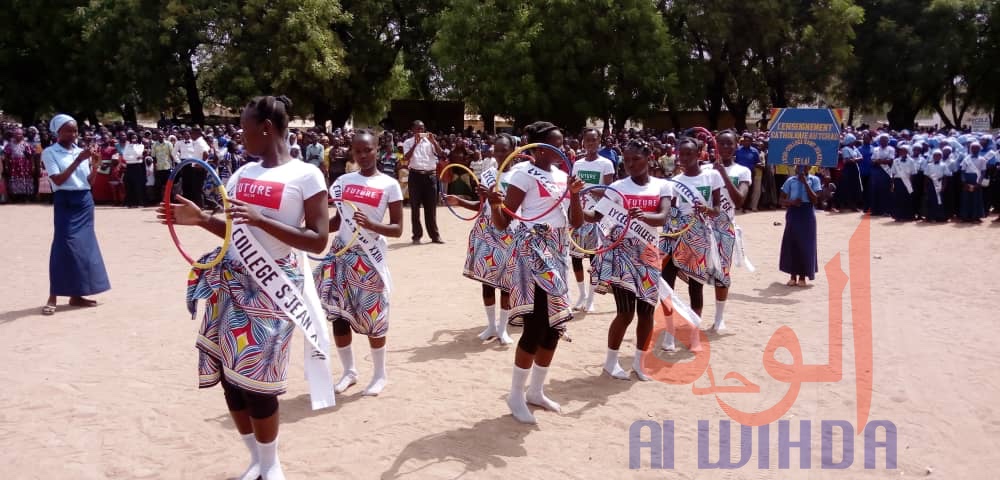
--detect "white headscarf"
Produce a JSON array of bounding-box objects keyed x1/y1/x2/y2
[{"x1": 49, "y1": 114, "x2": 75, "y2": 135}]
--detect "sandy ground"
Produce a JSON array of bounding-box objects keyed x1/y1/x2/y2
[{"x1": 2, "y1": 202, "x2": 999, "y2": 479}]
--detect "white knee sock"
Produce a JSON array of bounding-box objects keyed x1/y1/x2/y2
[
  {"x1": 575, "y1": 281, "x2": 586, "y2": 307},
  {"x1": 585, "y1": 281, "x2": 596, "y2": 312},
  {"x1": 334, "y1": 345, "x2": 358, "y2": 394},
  {"x1": 633, "y1": 349, "x2": 652, "y2": 381},
  {"x1": 497, "y1": 309, "x2": 513, "y2": 345},
  {"x1": 713, "y1": 301, "x2": 727, "y2": 332},
  {"x1": 603, "y1": 348, "x2": 629, "y2": 380},
  {"x1": 257, "y1": 438, "x2": 285, "y2": 480},
  {"x1": 479, "y1": 305, "x2": 498, "y2": 340},
  {"x1": 660, "y1": 331, "x2": 677, "y2": 352},
  {"x1": 507, "y1": 365, "x2": 535, "y2": 424},
  {"x1": 363, "y1": 346, "x2": 387, "y2": 396},
  {"x1": 238, "y1": 433, "x2": 260, "y2": 480},
  {"x1": 526, "y1": 364, "x2": 561, "y2": 413}
]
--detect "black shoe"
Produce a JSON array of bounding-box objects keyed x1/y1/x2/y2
[
  {"x1": 431, "y1": 238, "x2": 445, "y2": 244},
  {"x1": 412, "y1": 239, "x2": 421, "y2": 245}
]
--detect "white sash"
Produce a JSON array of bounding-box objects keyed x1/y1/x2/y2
[
  {"x1": 480, "y1": 167, "x2": 498, "y2": 189},
  {"x1": 733, "y1": 225, "x2": 756, "y2": 272},
  {"x1": 229, "y1": 225, "x2": 335, "y2": 410},
  {"x1": 524, "y1": 165, "x2": 566, "y2": 214},
  {"x1": 330, "y1": 181, "x2": 393, "y2": 295},
  {"x1": 669, "y1": 180, "x2": 722, "y2": 275},
  {"x1": 657, "y1": 277, "x2": 701, "y2": 327},
  {"x1": 894, "y1": 160, "x2": 913, "y2": 194},
  {"x1": 594, "y1": 197, "x2": 658, "y2": 246}
]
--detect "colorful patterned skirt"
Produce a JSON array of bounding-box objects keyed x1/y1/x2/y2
[
  {"x1": 569, "y1": 222, "x2": 600, "y2": 259},
  {"x1": 463, "y1": 214, "x2": 516, "y2": 290},
  {"x1": 187, "y1": 248, "x2": 298, "y2": 396},
  {"x1": 591, "y1": 233, "x2": 662, "y2": 306},
  {"x1": 315, "y1": 237, "x2": 390, "y2": 338},
  {"x1": 710, "y1": 215, "x2": 736, "y2": 287},
  {"x1": 660, "y1": 210, "x2": 731, "y2": 286},
  {"x1": 507, "y1": 224, "x2": 572, "y2": 329}
]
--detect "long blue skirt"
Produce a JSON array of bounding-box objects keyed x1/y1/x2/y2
[
  {"x1": 49, "y1": 190, "x2": 111, "y2": 297},
  {"x1": 923, "y1": 184, "x2": 947, "y2": 222},
  {"x1": 836, "y1": 162, "x2": 864, "y2": 210},
  {"x1": 869, "y1": 168, "x2": 893, "y2": 216},
  {"x1": 958, "y1": 172, "x2": 986, "y2": 221},
  {"x1": 779, "y1": 204, "x2": 818, "y2": 280},
  {"x1": 891, "y1": 178, "x2": 914, "y2": 221}
]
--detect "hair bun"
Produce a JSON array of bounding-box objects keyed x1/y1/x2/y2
[{"x1": 274, "y1": 95, "x2": 293, "y2": 112}]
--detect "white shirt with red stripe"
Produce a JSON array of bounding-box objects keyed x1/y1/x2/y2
[
  {"x1": 228, "y1": 160, "x2": 327, "y2": 259},
  {"x1": 507, "y1": 164, "x2": 569, "y2": 228},
  {"x1": 331, "y1": 171, "x2": 403, "y2": 245},
  {"x1": 607, "y1": 176, "x2": 673, "y2": 212}
]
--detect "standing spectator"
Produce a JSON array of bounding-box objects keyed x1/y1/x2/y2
[
  {"x1": 151, "y1": 131, "x2": 175, "y2": 203},
  {"x1": 836, "y1": 133, "x2": 864, "y2": 212},
  {"x1": 122, "y1": 132, "x2": 146, "y2": 208},
  {"x1": 3, "y1": 128, "x2": 38, "y2": 202},
  {"x1": 304, "y1": 132, "x2": 326, "y2": 173},
  {"x1": 378, "y1": 135, "x2": 399, "y2": 178},
  {"x1": 328, "y1": 136, "x2": 348, "y2": 186},
  {"x1": 735, "y1": 134, "x2": 761, "y2": 212},
  {"x1": 173, "y1": 127, "x2": 211, "y2": 208},
  {"x1": 402, "y1": 120, "x2": 445, "y2": 244},
  {"x1": 858, "y1": 131, "x2": 875, "y2": 211},
  {"x1": 599, "y1": 136, "x2": 621, "y2": 172},
  {"x1": 41, "y1": 114, "x2": 110, "y2": 315}
]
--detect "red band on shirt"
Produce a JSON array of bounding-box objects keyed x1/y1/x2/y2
[
  {"x1": 625, "y1": 194, "x2": 660, "y2": 212},
  {"x1": 343, "y1": 184, "x2": 384, "y2": 207},
  {"x1": 236, "y1": 178, "x2": 285, "y2": 210}
]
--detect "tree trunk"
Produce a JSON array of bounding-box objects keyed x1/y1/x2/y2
[
  {"x1": 664, "y1": 97, "x2": 682, "y2": 131},
  {"x1": 182, "y1": 55, "x2": 205, "y2": 126},
  {"x1": 481, "y1": 111, "x2": 495, "y2": 134},
  {"x1": 705, "y1": 67, "x2": 726, "y2": 130},
  {"x1": 330, "y1": 103, "x2": 353, "y2": 131},
  {"x1": 612, "y1": 113, "x2": 628, "y2": 134},
  {"x1": 121, "y1": 103, "x2": 138, "y2": 125},
  {"x1": 992, "y1": 99, "x2": 1000, "y2": 129},
  {"x1": 886, "y1": 103, "x2": 918, "y2": 130},
  {"x1": 847, "y1": 106, "x2": 855, "y2": 128},
  {"x1": 932, "y1": 103, "x2": 956, "y2": 130},
  {"x1": 313, "y1": 100, "x2": 333, "y2": 132}
]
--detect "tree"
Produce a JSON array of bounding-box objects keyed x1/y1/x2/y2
[
  {"x1": 842, "y1": 0, "x2": 982, "y2": 129},
  {"x1": 200, "y1": 0, "x2": 348, "y2": 126},
  {"x1": 662, "y1": 0, "x2": 862, "y2": 130},
  {"x1": 434, "y1": 0, "x2": 677, "y2": 132}
]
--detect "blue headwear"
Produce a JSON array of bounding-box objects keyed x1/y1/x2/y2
[{"x1": 843, "y1": 134, "x2": 856, "y2": 146}]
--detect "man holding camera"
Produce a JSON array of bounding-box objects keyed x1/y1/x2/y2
[{"x1": 402, "y1": 120, "x2": 445, "y2": 244}]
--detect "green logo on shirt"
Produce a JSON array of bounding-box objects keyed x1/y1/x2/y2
[
  {"x1": 578, "y1": 170, "x2": 601, "y2": 185},
  {"x1": 697, "y1": 186, "x2": 711, "y2": 201}
]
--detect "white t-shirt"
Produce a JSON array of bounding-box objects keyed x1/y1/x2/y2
[
  {"x1": 507, "y1": 163, "x2": 569, "y2": 228},
  {"x1": 175, "y1": 137, "x2": 210, "y2": 161},
  {"x1": 401, "y1": 136, "x2": 439, "y2": 171},
  {"x1": 123, "y1": 143, "x2": 146, "y2": 164},
  {"x1": 872, "y1": 146, "x2": 895, "y2": 173},
  {"x1": 702, "y1": 163, "x2": 752, "y2": 219},
  {"x1": 572, "y1": 155, "x2": 615, "y2": 186},
  {"x1": 671, "y1": 170, "x2": 724, "y2": 215},
  {"x1": 470, "y1": 156, "x2": 498, "y2": 177},
  {"x1": 333, "y1": 172, "x2": 403, "y2": 244},
  {"x1": 228, "y1": 160, "x2": 327, "y2": 259},
  {"x1": 608, "y1": 176, "x2": 673, "y2": 212}
]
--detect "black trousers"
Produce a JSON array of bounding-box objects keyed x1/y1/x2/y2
[
  {"x1": 124, "y1": 163, "x2": 146, "y2": 207},
  {"x1": 154, "y1": 169, "x2": 171, "y2": 204},
  {"x1": 180, "y1": 165, "x2": 207, "y2": 208},
  {"x1": 409, "y1": 171, "x2": 440, "y2": 241}
]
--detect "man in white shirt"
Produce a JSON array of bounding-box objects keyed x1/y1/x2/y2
[
  {"x1": 173, "y1": 127, "x2": 211, "y2": 208},
  {"x1": 402, "y1": 120, "x2": 445, "y2": 244}
]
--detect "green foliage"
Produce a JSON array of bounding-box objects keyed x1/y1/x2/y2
[{"x1": 433, "y1": 0, "x2": 677, "y2": 131}]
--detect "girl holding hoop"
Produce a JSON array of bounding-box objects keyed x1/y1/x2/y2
[
  {"x1": 700, "y1": 130, "x2": 751, "y2": 332},
  {"x1": 587, "y1": 139, "x2": 672, "y2": 381},
  {"x1": 158, "y1": 95, "x2": 330, "y2": 480},
  {"x1": 569, "y1": 127, "x2": 616, "y2": 312},
  {"x1": 444, "y1": 133, "x2": 520, "y2": 345},
  {"x1": 316, "y1": 130, "x2": 404, "y2": 397},
  {"x1": 487, "y1": 121, "x2": 585, "y2": 424},
  {"x1": 658, "y1": 137, "x2": 724, "y2": 352}
]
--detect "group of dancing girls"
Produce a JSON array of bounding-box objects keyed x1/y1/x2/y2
[
  {"x1": 160, "y1": 95, "x2": 403, "y2": 479},
  {"x1": 450, "y1": 123, "x2": 751, "y2": 423}
]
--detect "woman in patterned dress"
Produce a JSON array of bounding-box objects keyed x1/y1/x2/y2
[
  {"x1": 3, "y1": 128, "x2": 37, "y2": 201},
  {"x1": 658, "y1": 137, "x2": 724, "y2": 351},
  {"x1": 487, "y1": 121, "x2": 585, "y2": 424},
  {"x1": 158, "y1": 95, "x2": 329, "y2": 480},
  {"x1": 588, "y1": 139, "x2": 673, "y2": 381},
  {"x1": 315, "y1": 130, "x2": 404, "y2": 397},
  {"x1": 444, "y1": 133, "x2": 520, "y2": 345}
]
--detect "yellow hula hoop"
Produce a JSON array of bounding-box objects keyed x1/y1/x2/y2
[
  {"x1": 332, "y1": 200, "x2": 361, "y2": 257},
  {"x1": 439, "y1": 163, "x2": 483, "y2": 221},
  {"x1": 659, "y1": 222, "x2": 693, "y2": 238},
  {"x1": 495, "y1": 143, "x2": 541, "y2": 192},
  {"x1": 192, "y1": 183, "x2": 233, "y2": 269}
]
